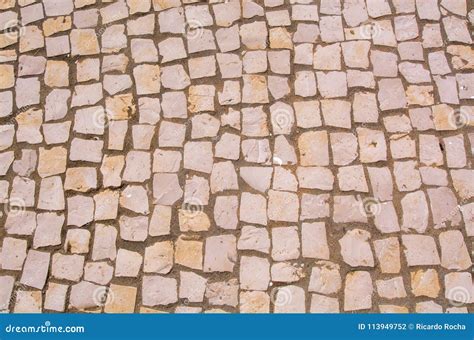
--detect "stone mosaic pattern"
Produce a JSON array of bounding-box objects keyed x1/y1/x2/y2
[{"x1": 0, "y1": 0, "x2": 473, "y2": 314}]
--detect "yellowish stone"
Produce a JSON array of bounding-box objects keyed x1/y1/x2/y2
[
  {"x1": 239, "y1": 291, "x2": 270, "y2": 313},
  {"x1": 19, "y1": 26, "x2": 44, "y2": 53},
  {"x1": 188, "y1": 85, "x2": 215, "y2": 113},
  {"x1": 451, "y1": 169, "x2": 474, "y2": 200},
  {"x1": 45, "y1": 60, "x2": 69, "y2": 87},
  {"x1": 100, "y1": 155, "x2": 125, "y2": 188},
  {"x1": 38, "y1": 146, "x2": 67, "y2": 178},
  {"x1": 175, "y1": 235, "x2": 203, "y2": 270},
  {"x1": 406, "y1": 85, "x2": 434, "y2": 106},
  {"x1": 127, "y1": 0, "x2": 150, "y2": 14},
  {"x1": 14, "y1": 291, "x2": 42, "y2": 313},
  {"x1": 15, "y1": 108, "x2": 43, "y2": 143},
  {"x1": 298, "y1": 130, "x2": 329, "y2": 166},
  {"x1": 105, "y1": 93, "x2": 136, "y2": 120},
  {"x1": 373, "y1": 238, "x2": 401, "y2": 274},
  {"x1": 447, "y1": 45, "x2": 474, "y2": 70},
  {"x1": 0, "y1": 64, "x2": 14, "y2": 89},
  {"x1": 432, "y1": 104, "x2": 457, "y2": 131},
  {"x1": 0, "y1": 49, "x2": 16, "y2": 62},
  {"x1": 379, "y1": 305, "x2": 409, "y2": 313},
  {"x1": 269, "y1": 27, "x2": 293, "y2": 49},
  {"x1": 133, "y1": 64, "x2": 160, "y2": 95},
  {"x1": 139, "y1": 307, "x2": 167, "y2": 313},
  {"x1": 0, "y1": 32, "x2": 18, "y2": 49},
  {"x1": 152, "y1": 0, "x2": 178, "y2": 10},
  {"x1": 0, "y1": 0, "x2": 15, "y2": 9},
  {"x1": 64, "y1": 167, "x2": 97, "y2": 192},
  {"x1": 94, "y1": 189, "x2": 119, "y2": 220},
  {"x1": 74, "y1": 0, "x2": 96, "y2": 8},
  {"x1": 242, "y1": 75, "x2": 269, "y2": 104},
  {"x1": 70, "y1": 29, "x2": 100, "y2": 56},
  {"x1": 144, "y1": 241, "x2": 174, "y2": 274}
]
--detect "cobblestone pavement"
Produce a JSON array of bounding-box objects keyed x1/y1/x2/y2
[{"x1": 0, "y1": 0, "x2": 473, "y2": 314}]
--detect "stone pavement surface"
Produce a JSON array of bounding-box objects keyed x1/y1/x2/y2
[{"x1": 0, "y1": 0, "x2": 472, "y2": 313}]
